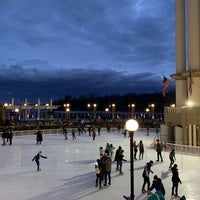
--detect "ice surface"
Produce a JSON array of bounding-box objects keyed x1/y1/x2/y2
[{"x1": 0, "y1": 130, "x2": 198, "y2": 200}]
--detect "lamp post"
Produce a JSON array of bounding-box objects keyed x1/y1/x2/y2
[
  {"x1": 87, "y1": 103, "x2": 97, "y2": 120},
  {"x1": 64, "y1": 103, "x2": 70, "y2": 121},
  {"x1": 128, "y1": 104, "x2": 135, "y2": 118},
  {"x1": 111, "y1": 103, "x2": 115, "y2": 121},
  {"x1": 124, "y1": 119, "x2": 139, "y2": 200},
  {"x1": 148, "y1": 103, "x2": 155, "y2": 119},
  {"x1": 45, "y1": 103, "x2": 49, "y2": 119},
  {"x1": 105, "y1": 108, "x2": 109, "y2": 120}
]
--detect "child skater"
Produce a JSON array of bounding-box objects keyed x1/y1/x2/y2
[{"x1": 32, "y1": 151, "x2": 47, "y2": 171}]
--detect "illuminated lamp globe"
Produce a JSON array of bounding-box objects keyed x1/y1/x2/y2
[{"x1": 125, "y1": 119, "x2": 139, "y2": 132}]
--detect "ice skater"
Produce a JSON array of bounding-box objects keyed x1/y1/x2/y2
[
  {"x1": 32, "y1": 151, "x2": 47, "y2": 171},
  {"x1": 169, "y1": 149, "x2": 176, "y2": 169}
]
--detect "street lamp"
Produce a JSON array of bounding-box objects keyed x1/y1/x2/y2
[
  {"x1": 149, "y1": 103, "x2": 155, "y2": 119},
  {"x1": 111, "y1": 103, "x2": 115, "y2": 121},
  {"x1": 124, "y1": 119, "x2": 139, "y2": 200},
  {"x1": 45, "y1": 103, "x2": 49, "y2": 119},
  {"x1": 128, "y1": 104, "x2": 135, "y2": 118},
  {"x1": 88, "y1": 103, "x2": 97, "y2": 120},
  {"x1": 93, "y1": 104, "x2": 97, "y2": 120},
  {"x1": 105, "y1": 108, "x2": 109, "y2": 120},
  {"x1": 64, "y1": 103, "x2": 70, "y2": 121}
]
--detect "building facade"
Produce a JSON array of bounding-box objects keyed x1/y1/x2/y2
[{"x1": 163, "y1": 0, "x2": 200, "y2": 146}]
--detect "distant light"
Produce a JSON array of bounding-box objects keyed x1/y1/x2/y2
[{"x1": 186, "y1": 101, "x2": 193, "y2": 107}]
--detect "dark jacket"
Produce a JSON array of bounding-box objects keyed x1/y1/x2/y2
[
  {"x1": 32, "y1": 153, "x2": 47, "y2": 162},
  {"x1": 171, "y1": 166, "x2": 181, "y2": 183},
  {"x1": 114, "y1": 146, "x2": 122, "y2": 162},
  {"x1": 142, "y1": 162, "x2": 153, "y2": 177},
  {"x1": 149, "y1": 178, "x2": 165, "y2": 195},
  {"x1": 102, "y1": 155, "x2": 112, "y2": 172}
]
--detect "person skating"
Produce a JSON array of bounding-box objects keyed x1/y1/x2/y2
[
  {"x1": 35, "y1": 130, "x2": 43, "y2": 145},
  {"x1": 139, "y1": 140, "x2": 144, "y2": 159},
  {"x1": 171, "y1": 164, "x2": 182, "y2": 198},
  {"x1": 142, "y1": 160, "x2": 154, "y2": 193},
  {"x1": 133, "y1": 140, "x2": 138, "y2": 159},
  {"x1": 72, "y1": 128, "x2": 76, "y2": 140},
  {"x1": 113, "y1": 146, "x2": 122, "y2": 171},
  {"x1": 102, "y1": 150, "x2": 112, "y2": 186},
  {"x1": 169, "y1": 149, "x2": 176, "y2": 168},
  {"x1": 32, "y1": 151, "x2": 47, "y2": 171},
  {"x1": 118, "y1": 149, "x2": 127, "y2": 175},
  {"x1": 156, "y1": 139, "x2": 163, "y2": 162},
  {"x1": 148, "y1": 175, "x2": 165, "y2": 197},
  {"x1": 95, "y1": 159, "x2": 102, "y2": 189}
]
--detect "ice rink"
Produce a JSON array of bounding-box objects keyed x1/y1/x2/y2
[{"x1": 0, "y1": 129, "x2": 199, "y2": 200}]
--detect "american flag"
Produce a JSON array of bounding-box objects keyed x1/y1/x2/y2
[
  {"x1": 188, "y1": 71, "x2": 192, "y2": 96},
  {"x1": 162, "y1": 76, "x2": 171, "y2": 97}
]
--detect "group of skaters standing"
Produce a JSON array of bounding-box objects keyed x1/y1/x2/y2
[
  {"x1": 94, "y1": 138, "x2": 185, "y2": 199},
  {"x1": 62, "y1": 125, "x2": 100, "y2": 141},
  {"x1": 1, "y1": 129, "x2": 13, "y2": 145},
  {"x1": 95, "y1": 143, "x2": 128, "y2": 189},
  {"x1": 142, "y1": 159, "x2": 184, "y2": 200}
]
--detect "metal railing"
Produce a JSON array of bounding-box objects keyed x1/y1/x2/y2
[{"x1": 166, "y1": 143, "x2": 200, "y2": 156}]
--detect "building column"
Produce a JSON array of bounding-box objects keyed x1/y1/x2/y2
[
  {"x1": 187, "y1": 0, "x2": 200, "y2": 104},
  {"x1": 188, "y1": 124, "x2": 192, "y2": 146},
  {"x1": 193, "y1": 125, "x2": 197, "y2": 146},
  {"x1": 175, "y1": 0, "x2": 187, "y2": 107}
]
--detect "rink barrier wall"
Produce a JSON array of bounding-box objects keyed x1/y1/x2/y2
[
  {"x1": 166, "y1": 143, "x2": 200, "y2": 156},
  {"x1": 1, "y1": 127, "x2": 156, "y2": 137}
]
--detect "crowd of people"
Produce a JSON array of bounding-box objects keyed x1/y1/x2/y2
[
  {"x1": 1, "y1": 126, "x2": 186, "y2": 199},
  {"x1": 94, "y1": 138, "x2": 185, "y2": 200}
]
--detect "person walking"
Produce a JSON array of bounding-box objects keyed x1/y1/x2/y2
[
  {"x1": 142, "y1": 160, "x2": 154, "y2": 194},
  {"x1": 139, "y1": 140, "x2": 144, "y2": 159},
  {"x1": 102, "y1": 150, "x2": 112, "y2": 186},
  {"x1": 148, "y1": 175, "x2": 165, "y2": 197},
  {"x1": 32, "y1": 151, "x2": 47, "y2": 171},
  {"x1": 156, "y1": 139, "x2": 163, "y2": 162},
  {"x1": 169, "y1": 149, "x2": 176, "y2": 169},
  {"x1": 171, "y1": 164, "x2": 182, "y2": 198}
]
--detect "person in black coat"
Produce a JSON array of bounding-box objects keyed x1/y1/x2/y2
[
  {"x1": 8, "y1": 131, "x2": 13, "y2": 145},
  {"x1": 148, "y1": 175, "x2": 165, "y2": 196},
  {"x1": 171, "y1": 164, "x2": 182, "y2": 198},
  {"x1": 2, "y1": 130, "x2": 7, "y2": 145},
  {"x1": 113, "y1": 146, "x2": 122, "y2": 171},
  {"x1": 32, "y1": 151, "x2": 47, "y2": 171},
  {"x1": 35, "y1": 130, "x2": 43, "y2": 145},
  {"x1": 142, "y1": 160, "x2": 154, "y2": 193}
]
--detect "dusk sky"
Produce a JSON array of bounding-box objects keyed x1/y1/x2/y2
[{"x1": 0, "y1": 0, "x2": 175, "y2": 104}]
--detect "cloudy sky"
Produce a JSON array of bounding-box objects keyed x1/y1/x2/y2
[{"x1": 0, "y1": 0, "x2": 175, "y2": 104}]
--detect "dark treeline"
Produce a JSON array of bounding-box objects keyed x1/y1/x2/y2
[{"x1": 54, "y1": 92, "x2": 175, "y2": 112}]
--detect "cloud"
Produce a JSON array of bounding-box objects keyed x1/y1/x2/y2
[
  {"x1": 0, "y1": 0, "x2": 176, "y2": 103},
  {"x1": 0, "y1": 64, "x2": 171, "y2": 103}
]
